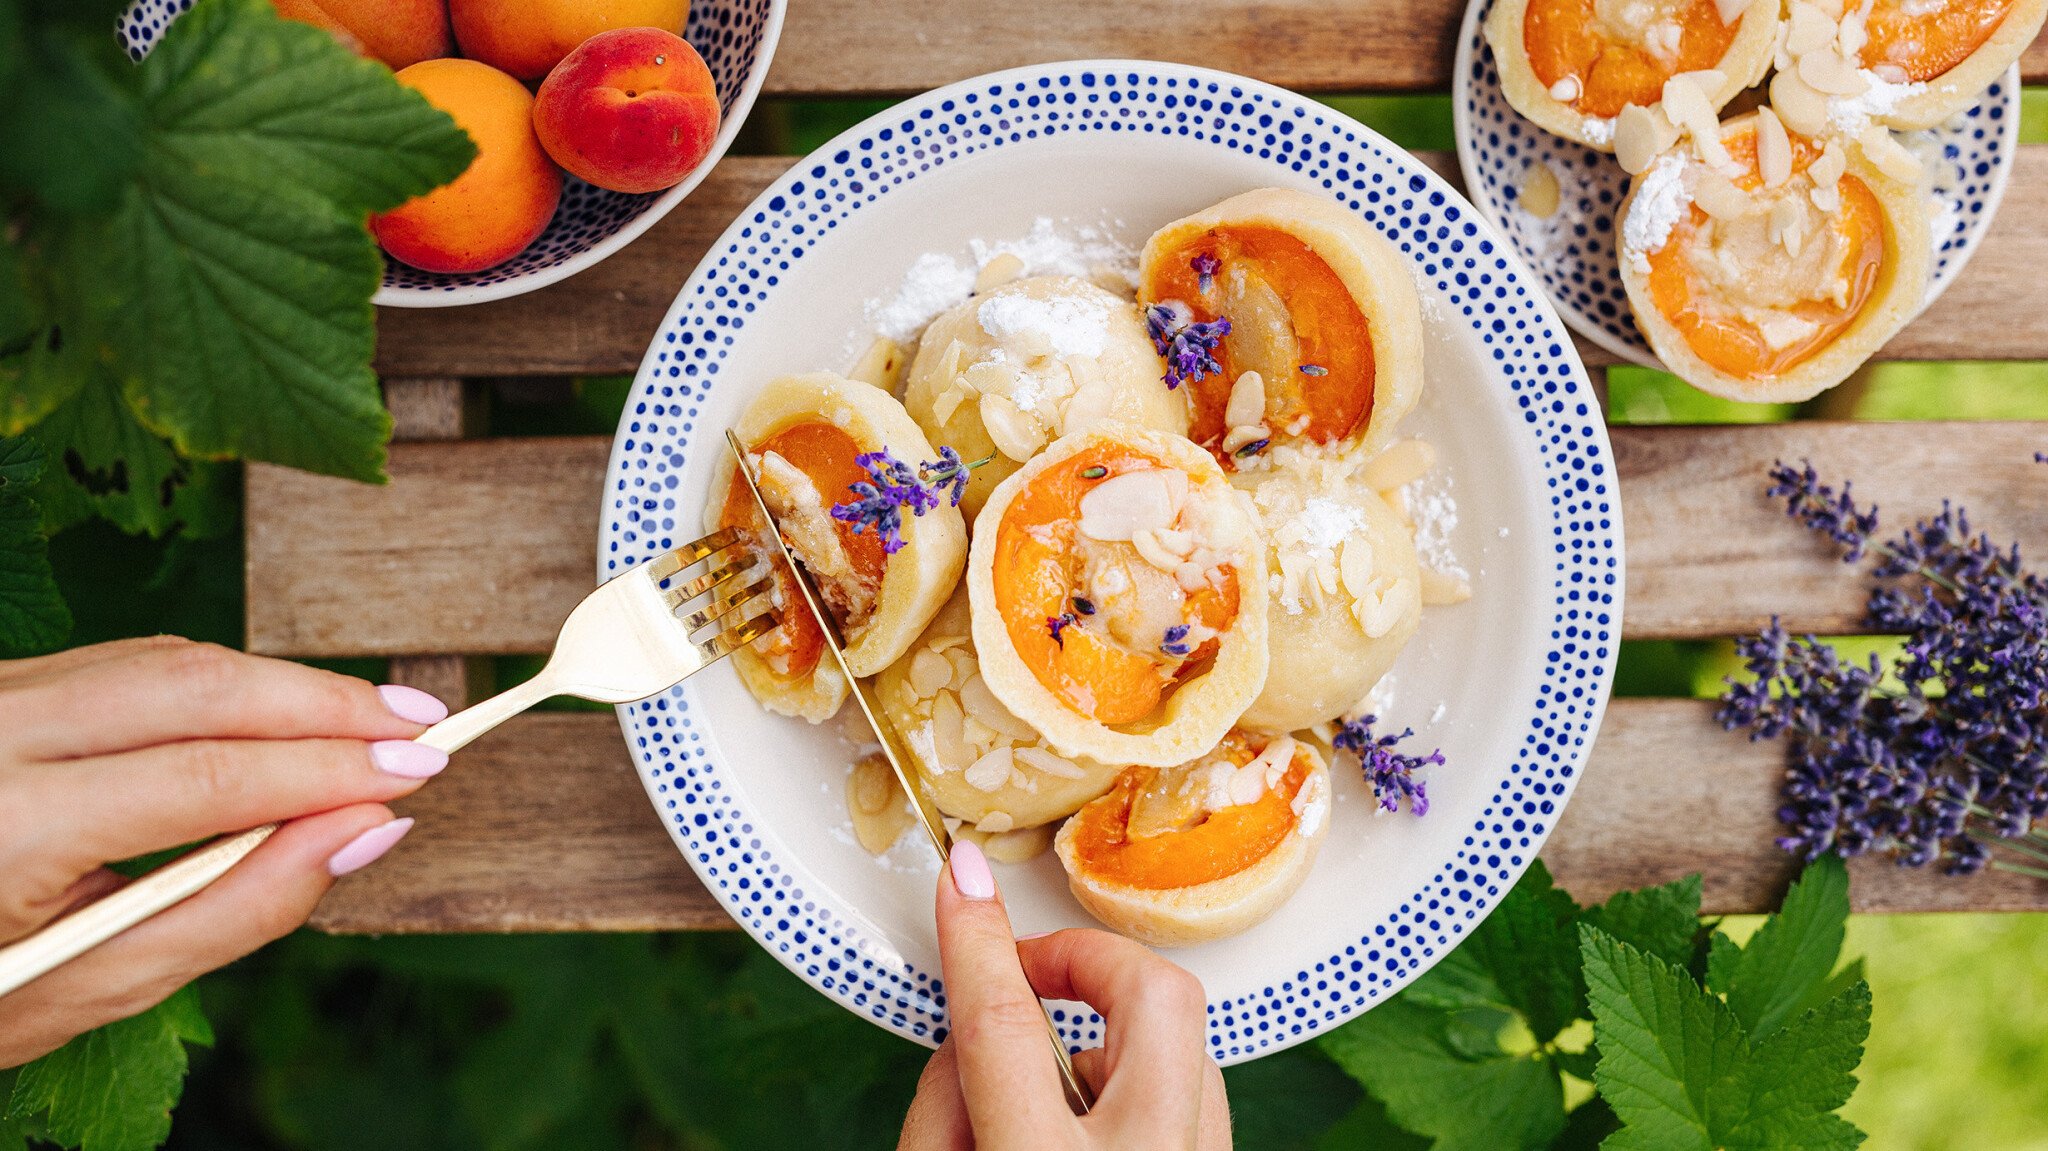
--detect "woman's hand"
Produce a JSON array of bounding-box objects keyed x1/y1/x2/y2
[
  {"x1": 0, "y1": 636, "x2": 452, "y2": 1067},
  {"x1": 898, "y1": 839, "x2": 1233, "y2": 1150}
]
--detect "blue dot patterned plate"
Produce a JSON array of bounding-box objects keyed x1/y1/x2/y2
[
  {"x1": 1454, "y1": 0, "x2": 2020, "y2": 369},
  {"x1": 120, "y1": 0, "x2": 785, "y2": 309},
  {"x1": 600, "y1": 60, "x2": 1622, "y2": 1064}
]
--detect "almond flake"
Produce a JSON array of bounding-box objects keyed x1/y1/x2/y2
[
  {"x1": 1786, "y1": 1, "x2": 1834, "y2": 52},
  {"x1": 980, "y1": 393, "x2": 1047, "y2": 461},
  {"x1": 1222, "y1": 424, "x2": 1269, "y2": 454},
  {"x1": 1521, "y1": 162, "x2": 1562, "y2": 218},
  {"x1": 1132, "y1": 527, "x2": 1185, "y2": 572},
  {"x1": 965, "y1": 747, "x2": 1014, "y2": 791},
  {"x1": 1361, "y1": 438, "x2": 1437, "y2": 491},
  {"x1": 1014, "y1": 745, "x2": 1088, "y2": 779},
  {"x1": 1695, "y1": 172, "x2": 1755, "y2": 219},
  {"x1": 1660, "y1": 72, "x2": 1717, "y2": 132},
  {"x1": 1078, "y1": 469, "x2": 1177, "y2": 541},
  {"x1": 972, "y1": 252, "x2": 1025, "y2": 294},
  {"x1": 1714, "y1": 0, "x2": 1751, "y2": 23},
  {"x1": 1798, "y1": 49, "x2": 1871, "y2": 96},
  {"x1": 1224, "y1": 370, "x2": 1267, "y2": 429},
  {"x1": 1547, "y1": 75, "x2": 1581, "y2": 103},
  {"x1": 1615, "y1": 103, "x2": 1679, "y2": 175},
  {"x1": 909, "y1": 647, "x2": 953, "y2": 698},
  {"x1": 1859, "y1": 124, "x2": 1923, "y2": 183},
  {"x1": 1756, "y1": 106, "x2": 1794, "y2": 188},
  {"x1": 1770, "y1": 70, "x2": 1830, "y2": 136}
]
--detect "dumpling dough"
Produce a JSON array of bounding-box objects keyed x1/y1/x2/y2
[
  {"x1": 706, "y1": 372, "x2": 967, "y2": 722},
  {"x1": 1054, "y1": 731, "x2": 1331, "y2": 948},
  {"x1": 968, "y1": 423, "x2": 1268, "y2": 768},
  {"x1": 1235, "y1": 447, "x2": 1421, "y2": 732},
  {"x1": 874, "y1": 587, "x2": 1122, "y2": 831},
  {"x1": 1138, "y1": 188, "x2": 1425, "y2": 469},
  {"x1": 1484, "y1": 0, "x2": 1780, "y2": 150},
  {"x1": 902, "y1": 275, "x2": 1186, "y2": 520},
  {"x1": 1618, "y1": 112, "x2": 1931, "y2": 402}
]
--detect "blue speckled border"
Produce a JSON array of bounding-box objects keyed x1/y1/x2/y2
[{"x1": 599, "y1": 60, "x2": 1623, "y2": 1063}]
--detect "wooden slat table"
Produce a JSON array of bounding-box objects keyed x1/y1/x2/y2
[{"x1": 248, "y1": 7, "x2": 2048, "y2": 930}]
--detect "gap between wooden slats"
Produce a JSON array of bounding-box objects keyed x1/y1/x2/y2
[
  {"x1": 758, "y1": 1, "x2": 2048, "y2": 96},
  {"x1": 372, "y1": 146, "x2": 2048, "y2": 379},
  {"x1": 244, "y1": 421, "x2": 2048, "y2": 658},
  {"x1": 308, "y1": 699, "x2": 2048, "y2": 935}
]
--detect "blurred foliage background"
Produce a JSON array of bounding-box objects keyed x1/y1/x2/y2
[{"x1": 52, "y1": 91, "x2": 2046, "y2": 1150}]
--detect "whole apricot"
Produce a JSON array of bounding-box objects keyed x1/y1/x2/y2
[
  {"x1": 450, "y1": 0, "x2": 690, "y2": 80},
  {"x1": 533, "y1": 28, "x2": 720, "y2": 194},
  {"x1": 270, "y1": 0, "x2": 451, "y2": 70},
  {"x1": 371, "y1": 59, "x2": 562, "y2": 274}
]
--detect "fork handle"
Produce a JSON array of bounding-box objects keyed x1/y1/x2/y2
[{"x1": 0, "y1": 678, "x2": 560, "y2": 998}]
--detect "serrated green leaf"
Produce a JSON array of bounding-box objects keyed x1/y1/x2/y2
[
  {"x1": 1552, "y1": 1098, "x2": 1621, "y2": 1150},
  {"x1": 1705, "y1": 929, "x2": 1741, "y2": 997},
  {"x1": 30, "y1": 369, "x2": 234, "y2": 537},
  {"x1": 0, "y1": 435, "x2": 69, "y2": 655},
  {"x1": 1221, "y1": 1044, "x2": 1363, "y2": 1151},
  {"x1": 0, "y1": 220, "x2": 101, "y2": 437},
  {"x1": 1402, "y1": 947, "x2": 1508, "y2": 1014},
  {"x1": 7, "y1": 984, "x2": 212, "y2": 1151},
  {"x1": 1320, "y1": 996, "x2": 1566, "y2": 1151},
  {"x1": 1718, "y1": 984, "x2": 1870, "y2": 1151},
  {"x1": 1722, "y1": 855, "x2": 1850, "y2": 1038},
  {"x1": 0, "y1": 19, "x2": 140, "y2": 212},
  {"x1": 1457, "y1": 860, "x2": 1585, "y2": 1043},
  {"x1": 1581, "y1": 874, "x2": 1702, "y2": 970},
  {"x1": 1312, "y1": 1096, "x2": 1431, "y2": 1151},
  {"x1": 1581, "y1": 924, "x2": 1868, "y2": 1151}
]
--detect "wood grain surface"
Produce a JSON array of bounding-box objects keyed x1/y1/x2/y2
[
  {"x1": 308, "y1": 700, "x2": 2048, "y2": 934},
  {"x1": 757, "y1": 0, "x2": 2048, "y2": 96},
  {"x1": 372, "y1": 145, "x2": 2048, "y2": 378},
  {"x1": 245, "y1": 422, "x2": 2048, "y2": 657}
]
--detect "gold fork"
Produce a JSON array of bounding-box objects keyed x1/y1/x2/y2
[{"x1": 0, "y1": 529, "x2": 779, "y2": 998}]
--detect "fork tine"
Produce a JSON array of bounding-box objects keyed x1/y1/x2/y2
[
  {"x1": 661, "y1": 553, "x2": 756, "y2": 609},
  {"x1": 678, "y1": 576, "x2": 774, "y2": 634},
  {"x1": 697, "y1": 604, "x2": 783, "y2": 660},
  {"x1": 646, "y1": 527, "x2": 743, "y2": 581}
]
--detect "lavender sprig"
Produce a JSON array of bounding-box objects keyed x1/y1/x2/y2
[
  {"x1": 1145, "y1": 302, "x2": 1230, "y2": 391},
  {"x1": 1159, "y1": 623, "x2": 1192, "y2": 657},
  {"x1": 1721, "y1": 460, "x2": 2048, "y2": 877},
  {"x1": 1333, "y1": 715, "x2": 1440, "y2": 817},
  {"x1": 1192, "y1": 252, "x2": 1220, "y2": 294},
  {"x1": 829, "y1": 447, "x2": 987, "y2": 553},
  {"x1": 1047, "y1": 612, "x2": 1076, "y2": 646}
]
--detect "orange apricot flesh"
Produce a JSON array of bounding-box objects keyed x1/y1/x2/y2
[
  {"x1": 1861, "y1": 0, "x2": 2016, "y2": 81},
  {"x1": 1645, "y1": 127, "x2": 1886, "y2": 381},
  {"x1": 1067, "y1": 733, "x2": 1310, "y2": 890},
  {"x1": 1524, "y1": 0, "x2": 1742, "y2": 119},
  {"x1": 1143, "y1": 226, "x2": 1374, "y2": 457},
  {"x1": 990, "y1": 444, "x2": 1238, "y2": 726},
  {"x1": 717, "y1": 422, "x2": 887, "y2": 681}
]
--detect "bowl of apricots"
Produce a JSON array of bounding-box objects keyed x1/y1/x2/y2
[{"x1": 120, "y1": 0, "x2": 786, "y2": 306}]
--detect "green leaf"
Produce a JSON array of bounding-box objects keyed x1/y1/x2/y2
[
  {"x1": 7, "y1": 984, "x2": 212, "y2": 1151},
  {"x1": 1721, "y1": 855, "x2": 1851, "y2": 1038},
  {"x1": 1580, "y1": 925, "x2": 1868, "y2": 1151},
  {"x1": 140, "y1": 0, "x2": 477, "y2": 214},
  {"x1": 1552, "y1": 1098, "x2": 1622, "y2": 1150},
  {"x1": 0, "y1": 435, "x2": 70, "y2": 654},
  {"x1": 1221, "y1": 1044, "x2": 1364, "y2": 1151},
  {"x1": 1320, "y1": 996, "x2": 1566, "y2": 1151},
  {"x1": 1704, "y1": 929, "x2": 1742, "y2": 997},
  {"x1": 97, "y1": 0, "x2": 472, "y2": 482},
  {"x1": 1312, "y1": 1096, "x2": 1431, "y2": 1151},
  {"x1": 1580, "y1": 874, "x2": 1702, "y2": 971},
  {"x1": 0, "y1": 19, "x2": 140, "y2": 212},
  {"x1": 0, "y1": 220, "x2": 103, "y2": 437},
  {"x1": 1455, "y1": 860, "x2": 1586, "y2": 1043},
  {"x1": 30, "y1": 369, "x2": 235, "y2": 537}
]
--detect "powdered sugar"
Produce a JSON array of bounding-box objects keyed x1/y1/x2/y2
[
  {"x1": 1403, "y1": 470, "x2": 1468, "y2": 583},
  {"x1": 975, "y1": 291, "x2": 1114, "y2": 360},
  {"x1": 1828, "y1": 71, "x2": 1927, "y2": 134},
  {"x1": 865, "y1": 217, "x2": 1136, "y2": 342},
  {"x1": 1622, "y1": 153, "x2": 1693, "y2": 268},
  {"x1": 1296, "y1": 497, "x2": 1367, "y2": 550}
]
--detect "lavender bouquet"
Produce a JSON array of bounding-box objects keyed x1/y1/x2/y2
[{"x1": 1719, "y1": 460, "x2": 2048, "y2": 877}]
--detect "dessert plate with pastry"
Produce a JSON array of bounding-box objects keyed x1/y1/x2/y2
[
  {"x1": 1456, "y1": 0, "x2": 2030, "y2": 385},
  {"x1": 600, "y1": 61, "x2": 1621, "y2": 1063}
]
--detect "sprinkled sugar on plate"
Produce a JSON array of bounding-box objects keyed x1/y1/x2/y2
[
  {"x1": 1453, "y1": 0, "x2": 2019, "y2": 369},
  {"x1": 601, "y1": 61, "x2": 1620, "y2": 1063}
]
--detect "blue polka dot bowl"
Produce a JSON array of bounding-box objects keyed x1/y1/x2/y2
[
  {"x1": 1454, "y1": 0, "x2": 2019, "y2": 369},
  {"x1": 601, "y1": 60, "x2": 1622, "y2": 1064},
  {"x1": 119, "y1": 0, "x2": 786, "y2": 308}
]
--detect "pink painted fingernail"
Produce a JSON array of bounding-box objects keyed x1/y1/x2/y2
[
  {"x1": 327, "y1": 817, "x2": 414, "y2": 877},
  {"x1": 370, "y1": 741, "x2": 447, "y2": 779},
  {"x1": 1017, "y1": 930, "x2": 1054, "y2": 941},
  {"x1": 949, "y1": 839, "x2": 996, "y2": 900},
  {"x1": 379, "y1": 684, "x2": 448, "y2": 725}
]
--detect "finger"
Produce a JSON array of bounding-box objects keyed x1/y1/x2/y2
[
  {"x1": 12, "y1": 737, "x2": 444, "y2": 875},
  {"x1": 933, "y1": 839, "x2": 1073, "y2": 1136},
  {"x1": 0, "y1": 866, "x2": 131, "y2": 947},
  {"x1": 895, "y1": 1041, "x2": 972, "y2": 1151},
  {"x1": 1072, "y1": 1047, "x2": 1110, "y2": 1097},
  {"x1": 0, "y1": 803, "x2": 402, "y2": 1068},
  {"x1": 1197, "y1": 1057, "x2": 1233, "y2": 1151},
  {"x1": 0, "y1": 636, "x2": 190, "y2": 686},
  {"x1": 1016, "y1": 929, "x2": 1209, "y2": 1123},
  {"x1": 3, "y1": 639, "x2": 446, "y2": 761}
]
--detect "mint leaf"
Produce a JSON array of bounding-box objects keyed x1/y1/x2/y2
[
  {"x1": 1719, "y1": 983, "x2": 1870, "y2": 1151},
  {"x1": 0, "y1": 435, "x2": 70, "y2": 654},
  {"x1": 140, "y1": 0, "x2": 476, "y2": 214},
  {"x1": 7, "y1": 984, "x2": 213, "y2": 1151},
  {"x1": 1321, "y1": 996, "x2": 1566, "y2": 1151},
  {"x1": 1456, "y1": 859, "x2": 1585, "y2": 1042},
  {"x1": 1579, "y1": 926, "x2": 1747, "y2": 1151},
  {"x1": 99, "y1": 0, "x2": 472, "y2": 483},
  {"x1": 1580, "y1": 874, "x2": 1702, "y2": 971},
  {"x1": 1721, "y1": 854, "x2": 1850, "y2": 1037}
]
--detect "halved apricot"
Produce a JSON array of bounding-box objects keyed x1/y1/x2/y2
[
  {"x1": 1524, "y1": 0, "x2": 1744, "y2": 118},
  {"x1": 1861, "y1": 0, "x2": 2016, "y2": 81},
  {"x1": 1066, "y1": 733, "x2": 1309, "y2": 891}
]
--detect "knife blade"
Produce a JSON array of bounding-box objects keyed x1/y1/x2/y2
[{"x1": 722, "y1": 430, "x2": 1094, "y2": 1114}]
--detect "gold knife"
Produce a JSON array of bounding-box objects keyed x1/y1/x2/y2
[{"x1": 724, "y1": 430, "x2": 1094, "y2": 1115}]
